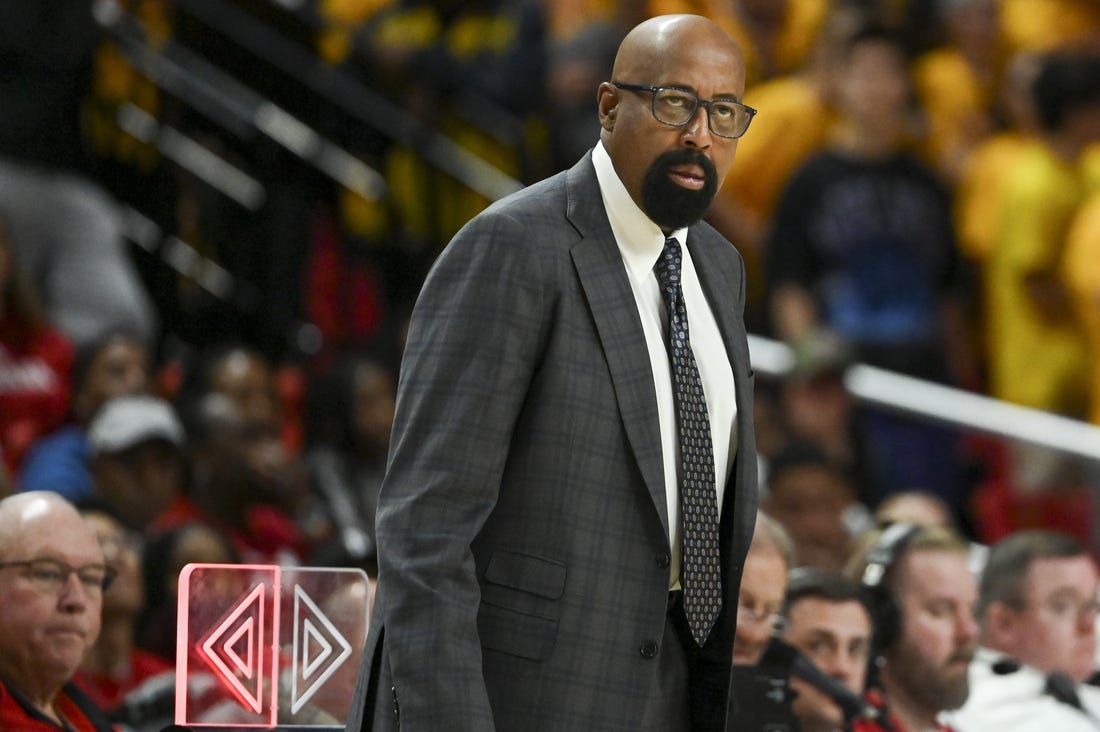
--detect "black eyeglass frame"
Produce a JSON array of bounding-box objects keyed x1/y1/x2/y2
[
  {"x1": 612, "y1": 81, "x2": 757, "y2": 139},
  {"x1": 0, "y1": 558, "x2": 117, "y2": 592}
]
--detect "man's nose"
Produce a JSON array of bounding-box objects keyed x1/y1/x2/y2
[
  {"x1": 681, "y1": 105, "x2": 713, "y2": 148},
  {"x1": 830, "y1": 655, "x2": 860, "y2": 687},
  {"x1": 57, "y1": 572, "x2": 92, "y2": 611}
]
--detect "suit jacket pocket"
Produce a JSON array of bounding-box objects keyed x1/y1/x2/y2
[
  {"x1": 484, "y1": 549, "x2": 567, "y2": 599},
  {"x1": 478, "y1": 601, "x2": 558, "y2": 661}
]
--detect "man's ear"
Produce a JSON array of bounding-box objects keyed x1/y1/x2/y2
[
  {"x1": 597, "y1": 82, "x2": 618, "y2": 131},
  {"x1": 984, "y1": 602, "x2": 1020, "y2": 651}
]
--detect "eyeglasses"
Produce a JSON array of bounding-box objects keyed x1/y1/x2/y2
[
  {"x1": 0, "y1": 558, "x2": 116, "y2": 593},
  {"x1": 613, "y1": 82, "x2": 756, "y2": 139},
  {"x1": 1029, "y1": 594, "x2": 1100, "y2": 623},
  {"x1": 737, "y1": 601, "x2": 786, "y2": 634}
]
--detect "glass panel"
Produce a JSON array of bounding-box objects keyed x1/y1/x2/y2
[{"x1": 176, "y1": 564, "x2": 371, "y2": 729}]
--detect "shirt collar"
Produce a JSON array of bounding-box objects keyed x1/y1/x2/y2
[{"x1": 592, "y1": 140, "x2": 689, "y2": 282}]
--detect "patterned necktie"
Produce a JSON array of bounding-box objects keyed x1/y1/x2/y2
[{"x1": 654, "y1": 236, "x2": 722, "y2": 647}]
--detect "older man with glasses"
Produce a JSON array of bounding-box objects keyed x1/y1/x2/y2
[{"x1": 0, "y1": 491, "x2": 116, "y2": 731}]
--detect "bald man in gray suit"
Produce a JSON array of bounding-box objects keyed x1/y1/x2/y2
[{"x1": 347, "y1": 14, "x2": 759, "y2": 732}]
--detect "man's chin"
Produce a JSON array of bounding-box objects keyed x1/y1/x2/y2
[{"x1": 643, "y1": 193, "x2": 714, "y2": 230}]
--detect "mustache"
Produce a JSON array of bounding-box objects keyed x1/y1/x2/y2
[
  {"x1": 947, "y1": 645, "x2": 976, "y2": 666},
  {"x1": 653, "y1": 148, "x2": 717, "y2": 180}
]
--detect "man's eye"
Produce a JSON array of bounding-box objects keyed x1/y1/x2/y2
[
  {"x1": 712, "y1": 104, "x2": 737, "y2": 120},
  {"x1": 660, "y1": 93, "x2": 691, "y2": 107},
  {"x1": 32, "y1": 567, "x2": 64, "y2": 583},
  {"x1": 78, "y1": 573, "x2": 105, "y2": 588},
  {"x1": 1050, "y1": 599, "x2": 1075, "y2": 616}
]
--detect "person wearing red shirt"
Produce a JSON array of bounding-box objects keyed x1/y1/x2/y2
[
  {"x1": 74, "y1": 508, "x2": 173, "y2": 714},
  {"x1": 0, "y1": 492, "x2": 116, "y2": 731},
  {"x1": 848, "y1": 523, "x2": 978, "y2": 732},
  {"x1": 0, "y1": 214, "x2": 73, "y2": 479}
]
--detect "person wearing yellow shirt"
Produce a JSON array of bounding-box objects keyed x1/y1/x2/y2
[
  {"x1": 954, "y1": 50, "x2": 1041, "y2": 262},
  {"x1": 912, "y1": 0, "x2": 1004, "y2": 183},
  {"x1": 999, "y1": 0, "x2": 1100, "y2": 55},
  {"x1": 984, "y1": 50, "x2": 1100, "y2": 415},
  {"x1": 1063, "y1": 139, "x2": 1100, "y2": 426},
  {"x1": 1064, "y1": 189, "x2": 1100, "y2": 426}
]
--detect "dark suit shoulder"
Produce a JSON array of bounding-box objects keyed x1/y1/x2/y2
[
  {"x1": 478, "y1": 167, "x2": 571, "y2": 225},
  {"x1": 445, "y1": 156, "x2": 597, "y2": 262}
]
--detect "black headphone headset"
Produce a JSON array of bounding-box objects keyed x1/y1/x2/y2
[{"x1": 860, "y1": 522, "x2": 922, "y2": 654}]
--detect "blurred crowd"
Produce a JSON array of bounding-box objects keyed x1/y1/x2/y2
[{"x1": 2, "y1": 0, "x2": 1100, "y2": 726}]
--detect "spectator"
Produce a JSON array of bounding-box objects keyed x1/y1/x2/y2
[
  {"x1": 0, "y1": 211, "x2": 73, "y2": 478},
  {"x1": 177, "y1": 343, "x2": 296, "y2": 452},
  {"x1": 708, "y1": 6, "x2": 867, "y2": 324},
  {"x1": 911, "y1": 0, "x2": 1002, "y2": 182},
  {"x1": 74, "y1": 505, "x2": 172, "y2": 718},
  {"x1": 161, "y1": 393, "x2": 308, "y2": 564},
  {"x1": 726, "y1": 510, "x2": 800, "y2": 728},
  {"x1": 733, "y1": 511, "x2": 795, "y2": 666},
  {"x1": 950, "y1": 530, "x2": 1100, "y2": 730},
  {"x1": 774, "y1": 329, "x2": 879, "y2": 506},
  {"x1": 764, "y1": 20, "x2": 974, "y2": 505},
  {"x1": 301, "y1": 351, "x2": 396, "y2": 572},
  {"x1": 983, "y1": 48, "x2": 1100, "y2": 417},
  {"x1": 0, "y1": 5, "x2": 157, "y2": 349},
  {"x1": 848, "y1": 523, "x2": 978, "y2": 732},
  {"x1": 136, "y1": 521, "x2": 239, "y2": 663},
  {"x1": 954, "y1": 49, "x2": 1042, "y2": 263},
  {"x1": 1063, "y1": 119, "x2": 1100, "y2": 429},
  {"x1": 763, "y1": 441, "x2": 862, "y2": 572},
  {"x1": 0, "y1": 491, "x2": 115, "y2": 730},
  {"x1": 999, "y1": 0, "x2": 1100, "y2": 56},
  {"x1": 764, "y1": 20, "x2": 971, "y2": 381},
  {"x1": 782, "y1": 567, "x2": 875, "y2": 732},
  {"x1": 87, "y1": 394, "x2": 186, "y2": 532},
  {"x1": 874, "y1": 490, "x2": 955, "y2": 530},
  {"x1": 19, "y1": 328, "x2": 150, "y2": 502}
]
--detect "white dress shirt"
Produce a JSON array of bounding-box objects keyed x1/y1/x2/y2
[
  {"x1": 591, "y1": 141, "x2": 737, "y2": 589},
  {"x1": 946, "y1": 647, "x2": 1100, "y2": 732}
]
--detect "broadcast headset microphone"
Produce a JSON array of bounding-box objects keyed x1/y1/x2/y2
[{"x1": 768, "y1": 638, "x2": 897, "y2": 731}]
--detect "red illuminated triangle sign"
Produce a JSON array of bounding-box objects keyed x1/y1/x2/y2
[
  {"x1": 201, "y1": 581, "x2": 267, "y2": 713},
  {"x1": 290, "y1": 584, "x2": 353, "y2": 714},
  {"x1": 224, "y1": 615, "x2": 255, "y2": 678}
]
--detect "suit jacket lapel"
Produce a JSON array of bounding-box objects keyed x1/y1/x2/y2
[{"x1": 565, "y1": 155, "x2": 670, "y2": 539}]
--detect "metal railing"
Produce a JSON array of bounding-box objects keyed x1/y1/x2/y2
[
  {"x1": 94, "y1": 0, "x2": 387, "y2": 201},
  {"x1": 748, "y1": 334, "x2": 1100, "y2": 464},
  {"x1": 162, "y1": 0, "x2": 523, "y2": 201}
]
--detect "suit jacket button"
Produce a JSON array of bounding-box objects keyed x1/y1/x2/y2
[
  {"x1": 640, "y1": 641, "x2": 659, "y2": 658},
  {"x1": 655, "y1": 552, "x2": 670, "y2": 568}
]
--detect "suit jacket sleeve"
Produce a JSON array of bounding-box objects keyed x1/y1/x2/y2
[{"x1": 373, "y1": 208, "x2": 550, "y2": 730}]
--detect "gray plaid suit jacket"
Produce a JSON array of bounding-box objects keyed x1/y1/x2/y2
[{"x1": 345, "y1": 152, "x2": 758, "y2": 731}]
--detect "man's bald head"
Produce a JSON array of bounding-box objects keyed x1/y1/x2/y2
[
  {"x1": 0, "y1": 491, "x2": 106, "y2": 708},
  {"x1": 610, "y1": 15, "x2": 744, "y2": 85},
  {"x1": 0, "y1": 492, "x2": 93, "y2": 558},
  {"x1": 597, "y1": 15, "x2": 747, "y2": 232}
]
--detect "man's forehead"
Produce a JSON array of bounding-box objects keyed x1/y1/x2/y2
[
  {"x1": 898, "y1": 548, "x2": 972, "y2": 587},
  {"x1": 0, "y1": 500, "x2": 103, "y2": 562},
  {"x1": 789, "y1": 597, "x2": 872, "y2": 632},
  {"x1": 1026, "y1": 555, "x2": 1100, "y2": 593},
  {"x1": 742, "y1": 554, "x2": 787, "y2": 602}
]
